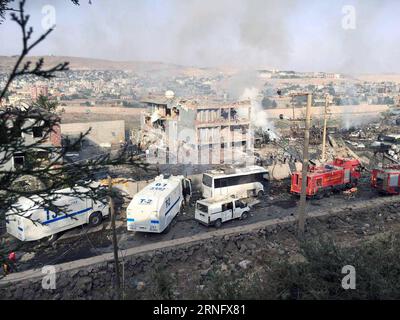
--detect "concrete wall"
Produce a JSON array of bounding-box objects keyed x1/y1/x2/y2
[
  {"x1": 61, "y1": 120, "x2": 125, "y2": 147},
  {"x1": 265, "y1": 104, "x2": 388, "y2": 120},
  {"x1": 58, "y1": 106, "x2": 144, "y2": 116},
  {"x1": 267, "y1": 163, "x2": 292, "y2": 180}
]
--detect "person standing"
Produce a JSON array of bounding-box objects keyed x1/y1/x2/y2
[{"x1": 7, "y1": 252, "x2": 17, "y2": 273}]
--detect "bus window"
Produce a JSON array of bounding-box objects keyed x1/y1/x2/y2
[
  {"x1": 227, "y1": 176, "x2": 239, "y2": 186},
  {"x1": 220, "y1": 179, "x2": 228, "y2": 188},
  {"x1": 202, "y1": 174, "x2": 213, "y2": 187}
]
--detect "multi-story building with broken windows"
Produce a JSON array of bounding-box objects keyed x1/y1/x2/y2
[
  {"x1": 0, "y1": 106, "x2": 61, "y2": 171},
  {"x1": 139, "y1": 94, "x2": 253, "y2": 165}
]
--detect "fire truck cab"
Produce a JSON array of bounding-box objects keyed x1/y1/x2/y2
[
  {"x1": 291, "y1": 158, "x2": 361, "y2": 199},
  {"x1": 371, "y1": 166, "x2": 400, "y2": 195}
]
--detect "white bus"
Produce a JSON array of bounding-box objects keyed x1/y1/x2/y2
[
  {"x1": 201, "y1": 165, "x2": 269, "y2": 199},
  {"x1": 6, "y1": 187, "x2": 109, "y2": 242}
]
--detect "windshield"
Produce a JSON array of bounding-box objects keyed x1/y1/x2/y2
[
  {"x1": 197, "y1": 203, "x2": 208, "y2": 213},
  {"x1": 202, "y1": 174, "x2": 213, "y2": 187}
]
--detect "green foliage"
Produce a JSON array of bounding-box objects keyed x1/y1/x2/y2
[
  {"x1": 33, "y1": 95, "x2": 58, "y2": 113},
  {"x1": 270, "y1": 234, "x2": 400, "y2": 299},
  {"x1": 197, "y1": 269, "x2": 265, "y2": 300},
  {"x1": 150, "y1": 266, "x2": 175, "y2": 299},
  {"x1": 194, "y1": 233, "x2": 400, "y2": 300}
]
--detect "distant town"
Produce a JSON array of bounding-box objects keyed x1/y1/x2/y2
[{"x1": 1, "y1": 68, "x2": 398, "y2": 109}]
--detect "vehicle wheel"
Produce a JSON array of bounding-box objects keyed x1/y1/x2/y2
[
  {"x1": 241, "y1": 212, "x2": 249, "y2": 220},
  {"x1": 214, "y1": 219, "x2": 222, "y2": 229},
  {"x1": 89, "y1": 211, "x2": 103, "y2": 227},
  {"x1": 315, "y1": 193, "x2": 324, "y2": 200},
  {"x1": 291, "y1": 193, "x2": 300, "y2": 199},
  {"x1": 46, "y1": 233, "x2": 59, "y2": 243},
  {"x1": 162, "y1": 222, "x2": 172, "y2": 234},
  {"x1": 325, "y1": 189, "x2": 331, "y2": 197},
  {"x1": 257, "y1": 190, "x2": 264, "y2": 199}
]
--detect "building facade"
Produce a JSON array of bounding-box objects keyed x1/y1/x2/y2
[
  {"x1": 0, "y1": 107, "x2": 62, "y2": 171},
  {"x1": 140, "y1": 96, "x2": 253, "y2": 165}
]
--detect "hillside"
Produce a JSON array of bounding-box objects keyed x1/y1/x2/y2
[{"x1": 0, "y1": 55, "x2": 225, "y2": 77}]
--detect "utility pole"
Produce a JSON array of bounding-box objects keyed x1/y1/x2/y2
[
  {"x1": 321, "y1": 95, "x2": 330, "y2": 163},
  {"x1": 292, "y1": 102, "x2": 295, "y2": 121},
  {"x1": 108, "y1": 176, "x2": 121, "y2": 299},
  {"x1": 298, "y1": 93, "x2": 312, "y2": 238}
]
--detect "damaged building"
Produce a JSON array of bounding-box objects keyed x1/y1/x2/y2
[
  {"x1": 60, "y1": 120, "x2": 125, "y2": 160},
  {"x1": 0, "y1": 106, "x2": 62, "y2": 171},
  {"x1": 139, "y1": 94, "x2": 253, "y2": 165}
]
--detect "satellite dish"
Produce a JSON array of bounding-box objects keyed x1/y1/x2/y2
[{"x1": 165, "y1": 90, "x2": 175, "y2": 99}]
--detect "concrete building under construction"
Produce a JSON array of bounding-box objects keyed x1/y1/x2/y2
[{"x1": 139, "y1": 94, "x2": 253, "y2": 165}]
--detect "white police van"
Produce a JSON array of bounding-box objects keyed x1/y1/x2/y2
[
  {"x1": 126, "y1": 175, "x2": 192, "y2": 233},
  {"x1": 6, "y1": 187, "x2": 109, "y2": 242},
  {"x1": 195, "y1": 196, "x2": 250, "y2": 228}
]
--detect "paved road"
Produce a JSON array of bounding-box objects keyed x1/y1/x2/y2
[
  {"x1": 3, "y1": 175, "x2": 379, "y2": 273},
  {"x1": 2, "y1": 190, "x2": 399, "y2": 286}
]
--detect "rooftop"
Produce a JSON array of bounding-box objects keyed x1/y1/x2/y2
[
  {"x1": 141, "y1": 94, "x2": 251, "y2": 110},
  {"x1": 205, "y1": 165, "x2": 268, "y2": 177}
]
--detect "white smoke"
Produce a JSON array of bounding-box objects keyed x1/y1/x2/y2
[
  {"x1": 341, "y1": 113, "x2": 379, "y2": 131},
  {"x1": 239, "y1": 87, "x2": 278, "y2": 139}
]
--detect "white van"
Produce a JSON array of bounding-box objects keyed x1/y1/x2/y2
[
  {"x1": 126, "y1": 175, "x2": 192, "y2": 233},
  {"x1": 195, "y1": 196, "x2": 250, "y2": 228},
  {"x1": 6, "y1": 187, "x2": 109, "y2": 242}
]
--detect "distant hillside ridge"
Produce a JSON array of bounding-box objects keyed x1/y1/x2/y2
[{"x1": 0, "y1": 55, "x2": 232, "y2": 77}]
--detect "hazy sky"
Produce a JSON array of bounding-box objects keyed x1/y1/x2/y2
[{"x1": 1, "y1": 0, "x2": 400, "y2": 73}]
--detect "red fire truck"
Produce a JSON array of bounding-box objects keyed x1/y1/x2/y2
[
  {"x1": 290, "y1": 158, "x2": 362, "y2": 199},
  {"x1": 371, "y1": 165, "x2": 400, "y2": 195}
]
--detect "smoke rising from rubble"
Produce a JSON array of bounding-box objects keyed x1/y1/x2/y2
[
  {"x1": 340, "y1": 112, "x2": 380, "y2": 130},
  {"x1": 239, "y1": 87, "x2": 277, "y2": 140},
  {"x1": 223, "y1": 69, "x2": 277, "y2": 137}
]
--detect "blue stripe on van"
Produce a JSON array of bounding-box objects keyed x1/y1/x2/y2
[
  {"x1": 42, "y1": 207, "x2": 92, "y2": 225},
  {"x1": 165, "y1": 196, "x2": 181, "y2": 216},
  {"x1": 126, "y1": 196, "x2": 181, "y2": 223},
  {"x1": 18, "y1": 226, "x2": 23, "y2": 231}
]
